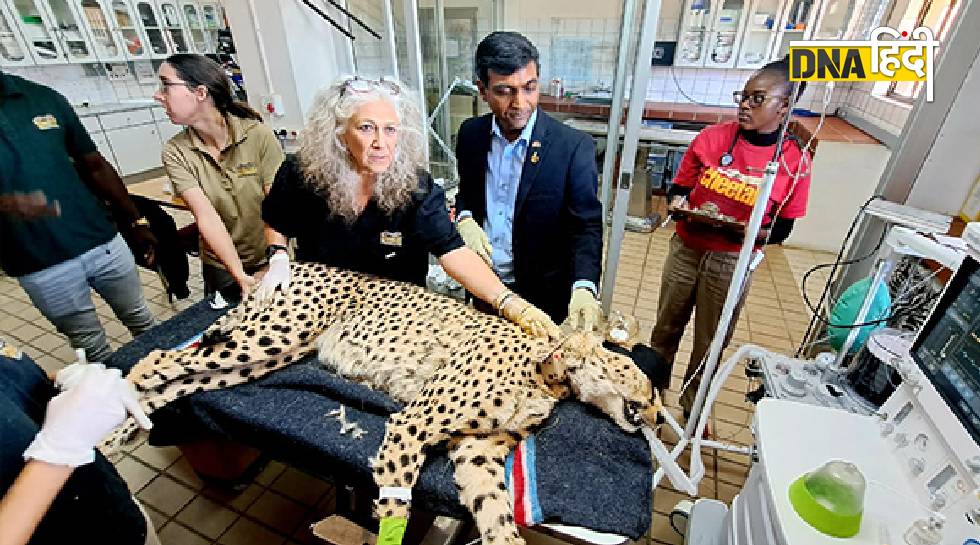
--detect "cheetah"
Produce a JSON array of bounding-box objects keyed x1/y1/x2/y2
[{"x1": 109, "y1": 262, "x2": 663, "y2": 545}]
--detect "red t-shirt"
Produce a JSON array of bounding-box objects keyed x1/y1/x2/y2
[{"x1": 673, "y1": 121, "x2": 811, "y2": 253}]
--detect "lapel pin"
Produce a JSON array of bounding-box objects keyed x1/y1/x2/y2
[{"x1": 530, "y1": 151, "x2": 540, "y2": 164}]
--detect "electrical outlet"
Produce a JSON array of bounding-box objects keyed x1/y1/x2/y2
[{"x1": 105, "y1": 62, "x2": 131, "y2": 81}]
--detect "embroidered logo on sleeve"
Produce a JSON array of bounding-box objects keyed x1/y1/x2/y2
[
  {"x1": 697, "y1": 167, "x2": 762, "y2": 206},
  {"x1": 33, "y1": 114, "x2": 60, "y2": 130}
]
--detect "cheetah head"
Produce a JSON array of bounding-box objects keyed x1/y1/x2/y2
[{"x1": 557, "y1": 332, "x2": 662, "y2": 433}]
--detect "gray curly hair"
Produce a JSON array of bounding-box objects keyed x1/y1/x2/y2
[{"x1": 298, "y1": 77, "x2": 426, "y2": 223}]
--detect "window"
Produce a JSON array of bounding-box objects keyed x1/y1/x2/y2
[{"x1": 885, "y1": 0, "x2": 961, "y2": 101}]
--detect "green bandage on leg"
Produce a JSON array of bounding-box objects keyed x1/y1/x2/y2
[{"x1": 378, "y1": 516, "x2": 408, "y2": 545}]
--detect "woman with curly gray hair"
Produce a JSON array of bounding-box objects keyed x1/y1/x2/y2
[{"x1": 262, "y1": 77, "x2": 558, "y2": 338}]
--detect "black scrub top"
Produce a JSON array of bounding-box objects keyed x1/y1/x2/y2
[{"x1": 263, "y1": 156, "x2": 464, "y2": 286}]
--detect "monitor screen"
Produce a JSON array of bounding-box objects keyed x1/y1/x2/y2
[{"x1": 912, "y1": 256, "x2": 980, "y2": 443}]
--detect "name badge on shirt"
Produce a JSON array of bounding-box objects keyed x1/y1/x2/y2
[
  {"x1": 33, "y1": 114, "x2": 59, "y2": 130},
  {"x1": 380, "y1": 231, "x2": 403, "y2": 247},
  {"x1": 235, "y1": 162, "x2": 258, "y2": 176}
]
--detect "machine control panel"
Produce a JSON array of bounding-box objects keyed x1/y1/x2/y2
[{"x1": 878, "y1": 254, "x2": 980, "y2": 542}]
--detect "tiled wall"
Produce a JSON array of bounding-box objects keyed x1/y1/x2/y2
[
  {"x1": 5, "y1": 62, "x2": 158, "y2": 105},
  {"x1": 837, "y1": 81, "x2": 912, "y2": 137},
  {"x1": 646, "y1": 66, "x2": 849, "y2": 112}
]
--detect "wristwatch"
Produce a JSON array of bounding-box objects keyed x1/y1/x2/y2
[{"x1": 265, "y1": 244, "x2": 289, "y2": 260}]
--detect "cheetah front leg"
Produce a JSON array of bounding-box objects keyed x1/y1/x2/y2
[
  {"x1": 371, "y1": 403, "x2": 451, "y2": 540},
  {"x1": 449, "y1": 435, "x2": 524, "y2": 545}
]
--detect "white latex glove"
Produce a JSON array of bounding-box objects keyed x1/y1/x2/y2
[
  {"x1": 566, "y1": 288, "x2": 601, "y2": 332},
  {"x1": 255, "y1": 252, "x2": 291, "y2": 304},
  {"x1": 24, "y1": 365, "x2": 152, "y2": 467},
  {"x1": 456, "y1": 216, "x2": 493, "y2": 267}
]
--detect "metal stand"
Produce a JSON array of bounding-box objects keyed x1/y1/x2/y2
[
  {"x1": 599, "y1": 0, "x2": 662, "y2": 314},
  {"x1": 401, "y1": 0, "x2": 428, "y2": 160},
  {"x1": 598, "y1": 0, "x2": 637, "y2": 217}
]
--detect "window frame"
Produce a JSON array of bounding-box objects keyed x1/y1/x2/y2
[{"x1": 885, "y1": 0, "x2": 960, "y2": 102}]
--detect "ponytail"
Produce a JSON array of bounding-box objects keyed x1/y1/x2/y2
[
  {"x1": 226, "y1": 100, "x2": 263, "y2": 121},
  {"x1": 165, "y1": 54, "x2": 264, "y2": 122}
]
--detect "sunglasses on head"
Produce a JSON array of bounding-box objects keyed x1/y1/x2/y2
[{"x1": 340, "y1": 76, "x2": 401, "y2": 96}]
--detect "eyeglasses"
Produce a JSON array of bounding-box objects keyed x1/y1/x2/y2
[
  {"x1": 733, "y1": 91, "x2": 787, "y2": 107},
  {"x1": 157, "y1": 80, "x2": 191, "y2": 94},
  {"x1": 341, "y1": 76, "x2": 401, "y2": 96}
]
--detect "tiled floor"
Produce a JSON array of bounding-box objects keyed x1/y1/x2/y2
[{"x1": 0, "y1": 207, "x2": 834, "y2": 545}]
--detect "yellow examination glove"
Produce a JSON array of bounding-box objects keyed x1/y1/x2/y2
[
  {"x1": 567, "y1": 288, "x2": 601, "y2": 332},
  {"x1": 500, "y1": 296, "x2": 561, "y2": 340},
  {"x1": 456, "y1": 216, "x2": 493, "y2": 266}
]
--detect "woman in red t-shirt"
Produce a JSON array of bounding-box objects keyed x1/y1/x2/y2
[{"x1": 650, "y1": 57, "x2": 812, "y2": 418}]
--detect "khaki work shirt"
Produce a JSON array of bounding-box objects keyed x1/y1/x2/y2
[{"x1": 162, "y1": 115, "x2": 284, "y2": 269}]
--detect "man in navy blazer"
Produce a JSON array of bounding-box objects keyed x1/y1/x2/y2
[{"x1": 454, "y1": 32, "x2": 603, "y2": 328}]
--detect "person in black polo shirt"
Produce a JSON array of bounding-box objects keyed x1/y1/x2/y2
[
  {"x1": 262, "y1": 77, "x2": 558, "y2": 338},
  {"x1": 0, "y1": 71, "x2": 158, "y2": 363}
]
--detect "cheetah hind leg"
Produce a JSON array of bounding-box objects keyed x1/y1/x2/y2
[{"x1": 449, "y1": 434, "x2": 525, "y2": 545}]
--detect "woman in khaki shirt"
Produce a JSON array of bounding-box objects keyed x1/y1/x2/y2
[{"x1": 154, "y1": 54, "x2": 289, "y2": 301}]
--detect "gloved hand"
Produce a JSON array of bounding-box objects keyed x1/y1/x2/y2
[
  {"x1": 499, "y1": 294, "x2": 561, "y2": 340},
  {"x1": 456, "y1": 216, "x2": 493, "y2": 267},
  {"x1": 53, "y1": 349, "x2": 92, "y2": 390},
  {"x1": 566, "y1": 287, "x2": 601, "y2": 332},
  {"x1": 254, "y1": 252, "x2": 291, "y2": 304},
  {"x1": 24, "y1": 364, "x2": 152, "y2": 467}
]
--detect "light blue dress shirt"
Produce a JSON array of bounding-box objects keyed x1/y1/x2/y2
[
  {"x1": 482, "y1": 110, "x2": 537, "y2": 284},
  {"x1": 457, "y1": 111, "x2": 597, "y2": 296}
]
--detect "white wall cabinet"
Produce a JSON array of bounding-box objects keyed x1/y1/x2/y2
[
  {"x1": 675, "y1": 0, "x2": 713, "y2": 66},
  {"x1": 155, "y1": 0, "x2": 190, "y2": 54},
  {"x1": 810, "y1": 0, "x2": 857, "y2": 40},
  {"x1": 677, "y1": 0, "x2": 856, "y2": 68},
  {"x1": 90, "y1": 130, "x2": 117, "y2": 164},
  {"x1": 76, "y1": 0, "x2": 127, "y2": 61},
  {"x1": 9, "y1": 0, "x2": 68, "y2": 62},
  {"x1": 704, "y1": 0, "x2": 748, "y2": 68},
  {"x1": 42, "y1": 0, "x2": 100, "y2": 62},
  {"x1": 199, "y1": 0, "x2": 220, "y2": 51},
  {"x1": 151, "y1": 105, "x2": 182, "y2": 143},
  {"x1": 0, "y1": 0, "x2": 174, "y2": 66},
  {"x1": 179, "y1": 0, "x2": 208, "y2": 53},
  {"x1": 771, "y1": 0, "x2": 819, "y2": 59},
  {"x1": 134, "y1": 0, "x2": 169, "y2": 58},
  {"x1": 675, "y1": 0, "x2": 753, "y2": 68},
  {"x1": 736, "y1": 0, "x2": 785, "y2": 68},
  {"x1": 106, "y1": 121, "x2": 160, "y2": 175},
  {"x1": 0, "y1": 1, "x2": 34, "y2": 66},
  {"x1": 108, "y1": 0, "x2": 154, "y2": 60},
  {"x1": 81, "y1": 105, "x2": 167, "y2": 176}
]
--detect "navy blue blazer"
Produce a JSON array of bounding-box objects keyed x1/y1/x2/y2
[{"x1": 454, "y1": 109, "x2": 603, "y2": 322}]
